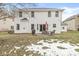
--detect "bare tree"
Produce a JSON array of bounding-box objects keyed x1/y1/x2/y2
[{"x1": 0, "y1": 3, "x2": 37, "y2": 19}]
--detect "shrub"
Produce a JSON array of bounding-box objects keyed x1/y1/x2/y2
[{"x1": 8, "y1": 30, "x2": 14, "y2": 34}]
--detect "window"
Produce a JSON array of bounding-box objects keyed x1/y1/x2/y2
[
  {"x1": 63, "y1": 27, "x2": 64, "y2": 29},
  {"x1": 40, "y1": 24, "x2": 42, "y2": 31},
  {"x1": 37, "y1": 24, "x2": 38, "y2": 30},
  {"x1": 43, "y1": 24, "x2": 46, "y2": 31},
  {"x1": 55, "y1": 11, "x2": 59, "y2": 17},
  {"x1": 19, "y1": 11, "x2": 22, "y2": 17},
  {"x1": 48, "y1": 11, "x2": 51, "y2": 17},
  {"x1": 11, "y1": 26, "x2": 14, "y2": 30},
  {"x1": 16, "y1": 24, "x2": 20, "y2": 30},
  {"x1": 53, "y1": 24, "x2": 56, "y2": 28},
  {"x1": 31, "y1": 11, "x2": 34, "y2": 17},
  {"x1": 31, "y1": 24, "x2": 34, "y2": 30}
]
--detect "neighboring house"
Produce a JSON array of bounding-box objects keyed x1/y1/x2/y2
[
  {"x1": 64, "y1": 14, "x2": 79, "y2": 31},
  {"x1": 0, "y1": 17, "x2": 14, "y2": 31},
  {"x1": 0, "y1": 8, "x2": 14, "y2": 31},
  {"x1": 61, "y1": 23, "x2": 67, "y2": 32},
  {"x1": 14, "y1": 8, "x2": 64, "y2": 34}
]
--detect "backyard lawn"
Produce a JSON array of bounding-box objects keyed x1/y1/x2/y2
[{"x1": 0, "y1": 31, "x2": 79, "y2": 56}]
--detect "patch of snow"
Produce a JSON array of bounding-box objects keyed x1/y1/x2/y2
[
  {"x1": 25, "y1": 39, "x2": 79, "y2": 56},
  {"x1": 14, "y1": 50, "x2": 16, "y2": 53},
  {"x1": 76, "y1": 44, "x2": 79, "y2": 46},
  {"x1": 9, "y1": 49, "x2": 14, "y2": 54},
  {"x1": 14, "y1": 46, "x2": 21, "y2": 50},
  {"x1": 23, "y1": 54, "x2": 26, "y2": 56}
]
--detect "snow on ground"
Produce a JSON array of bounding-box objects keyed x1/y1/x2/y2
[
  {"x1": 14, "y1": 46, "x2": 21, "y2": 50},
  {"x1": 25, "y1": 39, "x2": 79, "y2": 56}
]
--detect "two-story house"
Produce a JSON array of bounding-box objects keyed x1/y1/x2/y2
[{"x1": 14, "y1": 8, "x2": 64, "y2": 34}]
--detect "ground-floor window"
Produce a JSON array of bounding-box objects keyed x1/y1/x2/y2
[
  {"x1": 62, "y1": 27, "x2": 64, "y2": 29},
  {"x1": 40, "y1": 24, "x2": 46, "y2": 31},
  {"x1": 11, "y1": 26, "x2": 14, "y2": 30},
  {"x1": 31, "y1": 24, "x2": 34, "y2": 30},
  {"x1": 31, "y1": 24, "x2": 48, "y2": 32},
  {"x1": 53, "y1": 24, "x2": 56, "y2": 28},
  {"x1": 37, "y1": 24, "x2": 38, "y2": 30},
  {"x1": 43, "y1": 24, "x2": 46, "y2": 31},
  {"x1": 40, "y1": 24, "x2": 42, "y2": 31},
  {"x1": 16, "y1": 24, "x2": 20, "y2": 30}
]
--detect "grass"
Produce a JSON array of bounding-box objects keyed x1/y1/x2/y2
[
  {"x1": 75, "y1": 49, "x2": 79, "y2": 52},
  {"x1": 0, "y1": 32, "x2": 9, "y2": 35},
  {"x1": 48, "y1": 31, "x2": 79, "y2": 44},
  {"x1": 42, "y1": 46, "x2": 50, "y2": 49},
  {"x1": 0, "y1": 31, "x2": 79, "y2": 55}
]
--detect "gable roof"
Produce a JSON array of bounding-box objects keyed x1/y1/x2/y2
[
  {"x1": 15, "y1": 8, "x2": 64, "y2": 12},
  {"x1": 63, "y1": 14, "x2": 79, "y2": 22}
]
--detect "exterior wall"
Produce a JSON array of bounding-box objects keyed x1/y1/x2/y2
[
  {"x1": 0, "y1": 18, "x2": 14, "y2": 31},
  {"x1": 61, "y1": 25, "x2": 67, "y2": 32},
  {"x1": 14, "y1": 11, "x2": 31, "y2": 33},
  {"x1": 14, "y1": 9, "x2": 63, "y2": 34},
  {"x1": 64, "y1": 19, "x2": 76, "y2": 31}
]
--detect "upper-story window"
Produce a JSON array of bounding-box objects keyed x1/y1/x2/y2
[
  {"x1": 31, "y1": 11, "x2": 34, "y2": 17},
  {"x1": 48, "y1": 11, "x2": 51, "y2": 17},
  {"x1": 55, "y1": 11, "x2": 59, "y2": 17},
  {"x1": 19, "y1": 11, "x2": 22, "y2": 17}
]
